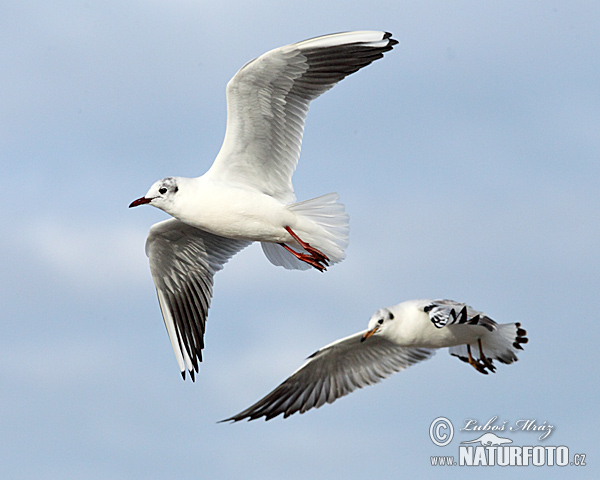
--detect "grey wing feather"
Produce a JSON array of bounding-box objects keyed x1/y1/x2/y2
[
  {"x1": 221, "y1": 331, "x2": 434, "y2": 422},
  {"x1": 146, "y1": 219, "x2": 250, "y2": 380},
  {"x1": 424, "y1": 299, "x2": 497, "y2": 332},
  {"x1": 208, "y1": 31, "x2": 397, "y2": 202}
]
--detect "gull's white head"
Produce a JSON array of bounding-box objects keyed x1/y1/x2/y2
[
  {"x1": 129, "y1": 177, "x2": 180, "y2": 212},
  {"x1": 361, "y1": 307, "x2": 396, "y2": 342}
]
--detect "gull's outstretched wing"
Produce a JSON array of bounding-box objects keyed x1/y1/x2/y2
[
  {"x1": 424, "y1": 299, "x2": 497, "y2": 332},
  {"x1": 222, "y1": 331, "x2": 433, "y2": 422},
  {"x1": 145, "y1": 219, "x2": 250, "y2": 380},
  {"x1": 207, "y1": 31, "x2": 398, "y2": 203}
]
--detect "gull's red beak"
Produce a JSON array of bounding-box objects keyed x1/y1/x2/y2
[
  {"x1": 361, "y1": 326, "x2": 379, "y2": 342},
  {"x1": 129, "y1": 196, "x2": 153, "y2": 208}
]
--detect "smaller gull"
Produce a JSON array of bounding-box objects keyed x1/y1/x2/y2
[
  {"x1": 129, "y1": 31, "x2": 397, "y2": 380},
  {"x1": 223, "y1": 299, "x2": 528, "y2": 422}
]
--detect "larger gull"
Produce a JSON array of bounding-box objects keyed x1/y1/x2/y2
[
  {"x1": 129, "y1": 31, "x2": 398, "y2": 380},
  {"x1": 223, "y1": 299, "x2": 528, "y2": 422}
]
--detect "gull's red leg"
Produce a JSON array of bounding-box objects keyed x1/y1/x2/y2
[
  {"x1": 478, "y1": 339, "x2": 496, "y2": 373},
  {"x1": 467, "y1": 344, "x2": 488, "y2": 374},
  {"x1": 279, "y1": 243, "x2": 327, "y2": 272},
  {"x1": 284, "y1": 226, "x2": 330, "y2": 265}
]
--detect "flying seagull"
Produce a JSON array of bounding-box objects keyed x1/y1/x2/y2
[
  {"x1": 129, "y1": 31, "x2": 398, "y2": 380},
  {"x1": 223, "y1": 299, "x2": 528, "y2": 421}
]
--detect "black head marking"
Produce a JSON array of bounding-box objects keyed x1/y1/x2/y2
[
  {"x1": 159, "y1": 177, "x2": 179, "y2": 195},
  {"x1": 378, "y1": 310, "x2": 394, "y2": 325}
]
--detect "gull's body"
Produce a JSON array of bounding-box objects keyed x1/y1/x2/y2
[
  {"x1": 129, "y1": 31, "x2": 398, "y2": 380},
  {"x1": 373, "y1": 299, "x2": 497, "y2": 349},
  {"x1": 158, "y1": 176, "x2": 298, "y2": 242},
  {"x1": 223, "y1": 299, "x2": 528, "y2": 422}
]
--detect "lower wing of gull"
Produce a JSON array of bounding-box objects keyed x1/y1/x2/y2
[
  {"x1": 221, "y1": 332, "x2": 434, "y2": 422},
  {"x1": 207, "y1": 31, "x2": 398, "y2": 203},
  {"x1": 146, "y1": 219, "x2": 250, "y2": 380}
]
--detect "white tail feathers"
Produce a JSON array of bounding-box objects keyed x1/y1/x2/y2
[
  {"x1": 449, "y1": 322, "x2": 528, "y2": 370},
  {"x1": 261, "y1": 193, "x2": 349, "y2": 270}
]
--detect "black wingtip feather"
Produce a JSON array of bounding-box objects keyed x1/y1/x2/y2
[
  {"x1": 383, "y1": 31, "x2": 399, "y2": 47},
  {"x1": 180, "y1": 368, "x2": 197, "y2": 382},
  {"x1": 217, "y1": 417, "x2": 236, "y2": 424}
]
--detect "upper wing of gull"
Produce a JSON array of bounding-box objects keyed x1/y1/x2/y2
[
  {"x1": 424, "y1": 299, "x2": 497, "y2": 332},
  {"x1": 207, "y1": 31, "x2": 398, "y2": 203},
  {"x1": 145, "y1": 219, "x2": 250, "y2": 380},
  {"x1": 222, "y1": 331, "x2": 433, "y2": 422}
]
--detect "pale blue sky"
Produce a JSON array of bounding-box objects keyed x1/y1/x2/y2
[{"x1": 2, "y1": 1, "x2": 599, "y2": 479}]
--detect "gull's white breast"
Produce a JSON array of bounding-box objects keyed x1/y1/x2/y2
[{"x1": 170, "y1": 177, "x2": 296, "y2": 242}]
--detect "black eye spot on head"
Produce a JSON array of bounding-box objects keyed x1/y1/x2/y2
[
  {"x1": 388, "y1": 313, "x2": 394, "y2": 320},
  {"x1": 377, "y1": 318, "x2": 384, "y2": 325},
  {"x1": 159, "y1": 187, "x2": 167, "y2": 195}
]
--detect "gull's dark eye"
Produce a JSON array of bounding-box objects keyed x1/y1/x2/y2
[
  {"x1": 159, "y1": 187, "x2": 167, "y2": 195},
  {"x1": 377, "y1": 318, "x2": 384, "y2": 325}
]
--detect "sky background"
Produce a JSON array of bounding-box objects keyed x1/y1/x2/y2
[{"x1": 2, "y1": 1, "x2": 599, "y2": 478}]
